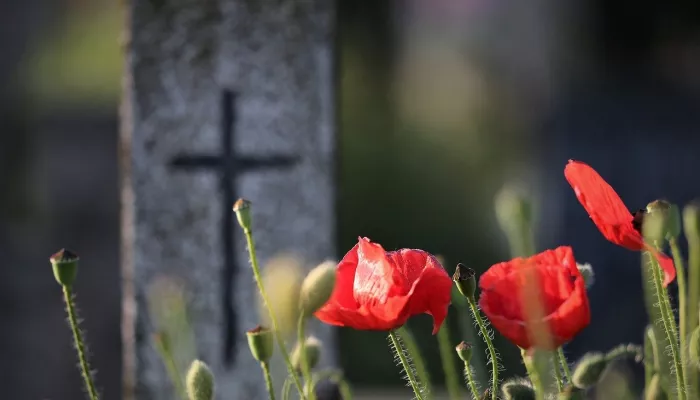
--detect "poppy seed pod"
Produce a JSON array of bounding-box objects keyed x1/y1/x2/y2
[
  {"x1": 500, "y1": 378, "x2": 535, "y2": 400},
  {"x1": 291, "y1": 336, "x2": 322, "y2": 372},
  {"x1": 683, "y1": 201, "x2": 700, "y2": 240},
  {"x1": 50, "y1": 249, "x2": 79, "y2": 287},
  {"x1": 232, "y1": 198, "x2": 252, "y2": 231},
  {"x1": 453, "y1": 264, "x2": 476, "y2": 302},
  {"x1": 300, "y1": 261, "x2": 337, "y2": 316},
  {"x1": 572, "y1": 352, "x2": 607, "y2": 389},
  {"x1": 246, "y1": 326, "x2": 274, "y2": 363},
  {"x1": 455, "y1": 341, "x2": 473, "y2": 363},
  {"x1": 646, "y1": 200, "x2": 681, "y2": 240},
  {"x1": 186, "y1": 360, "x2": 215, "y2": 400}
]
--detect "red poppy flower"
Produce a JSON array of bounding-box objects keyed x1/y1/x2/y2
[
  {"x1": 314, "y1": 237, "x2": 453, "y2": 334},
  {"x1": 479, "y1": 246, "x2": 590, "y2": 349},
  {"x1": 564, "y1": 160, "x2": 675, "y2": 286}
]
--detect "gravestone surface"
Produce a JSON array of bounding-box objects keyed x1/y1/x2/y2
[{"x1": 121, "y1": 1, "x2": 336, "y2": 399}]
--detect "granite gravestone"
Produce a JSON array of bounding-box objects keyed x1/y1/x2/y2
[{"x1": 121, "y1": 1, "x2": 336, "y2": 398}]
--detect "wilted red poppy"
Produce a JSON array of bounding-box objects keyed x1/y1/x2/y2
[
  {"x1": 314, "y1": 237, "x2": 452, "y2": 334},
  {"x1": 479, "y1": 246, "x2": 590, "y2": 349},
  {"x1": 564, "y1": 160, "x2": 675, "y2": 286}
]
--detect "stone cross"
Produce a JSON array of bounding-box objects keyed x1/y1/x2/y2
[{"x1": 120, "y1": 1, "x2": 336, "y2": 398}]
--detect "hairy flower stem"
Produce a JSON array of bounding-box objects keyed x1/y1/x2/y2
[
  {"x1": 396, "y1": 326, "x2": 432, "y2": 394},
  {"x1": 521, "y1": 349, "x2": 545, "y2": 400},
  {"x1": 436, "y1": 321, "x2": 462, "y2": 400},
  {"x1": 242, "y1": 227, "x2": 306, "y2": 399},
  {"x1": 462, "y1": 362, "x2": 480, "y2": 400},
  {"x1": 468, "y1": 298, "x2": 498, "y2": 400},
  {"x1": 63, "y1": 286, "x2": 99, "y2": 400},
  {"x1": 261, "y1": 362, "x2": 276, "y2": 400},
  {"x1": 551, "y1": 352, "x2": 563, "y2": 391},
  {"x1": 670, "y1": 238, "x2": 689, "y2": 385},
  {"x1": 297, "y1": 317, "x2": 316, "y2": 400},
  {"x1": 389, "y1": 330, "x2": 424, "y2": 400},
  {"x1": 648, "y1": 251, "x2": 685, "y2": 399},
  {"x1": 153, "y1": 334, "x2": 187, "y2": 400},
  {"x1": 557, "y1": 348, "x2": 572, "y2": 383}
]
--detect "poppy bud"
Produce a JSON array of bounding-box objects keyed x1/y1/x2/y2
[
  {"x1": 453, "y1": 263, "x2": 476, "y2": 302},
  {"x1": 605, "y1": 344, "x2": 643, "y2": 363},
  {"x1": 246, "y1": 325, "x2": 274, "y2": 363},
  {"x1": 646, "y1": 200, "x2": 681, "y2": 240},
  {"x1": 572, "y1": 352, "x2": 607, "y2": 389},
  {"x1": 233, "y1": 198, "x2": 252, "y2": 232},
  {"x1": 576, "y1": 262, "x2": 595, "y2": 289},
  {"x1": 500, "y1": 378, "x2": 535, "y2": 400},
  {"x1": 291, "y1": 336, "x2": 322, "y2": 372},
  {"x1": 689, "y1": 326, "x2": 700, "y2": 369},
  {"x1": 495, "y1": 185, "x2": 533, "y2": 233},
  {"x1": 300, "y1": 261, "x2": 337, "y2": 316},
  {"x1": 645, "y1": 374, "x2": 666, "y2": 400},
  {"x1": 455, "y1": 341, "x2": 473, "y2": 363},
  {"x1": 50, "y1": 249, "x2": 79, "y2": 287},
  {"x1": 185, "y1": 360, "x2": 215, "y2": 400},
  {"x1": 683, "y1": 201, "x2": 700, "y2": 240}
]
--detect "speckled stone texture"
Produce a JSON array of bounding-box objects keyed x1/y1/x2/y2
[{"x1": 121, "y1": 1, "x2": 336, "y2": 398}]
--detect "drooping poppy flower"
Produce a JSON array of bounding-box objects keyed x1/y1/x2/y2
[
  {"x1": 564, "y1": 160, "x2": 675, "y2": 286},
  {"x1": 314, "y1": 237, "x2": 453, "y2": 334},
  {"x1": 479, "y1": 246, "x2": 590, "y2": 349}
]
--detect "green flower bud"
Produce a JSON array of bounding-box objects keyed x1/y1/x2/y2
[
  {"x1": 501, "y1": 378, "x2": 535, "y2": 400},
  {"x1": 233, "y1": 198, "x2": 252, "y2": 231},
  {"x1": 495, "y1": 185, "x2": 533, "y2": 234},
  {"x1": 558, "y1": 385, "x2": 585, "y2": 400},
  {"x1": 572, "y1": 352, "x2": 608, "y2": 389},
  {"x1": 455, "y1": 341, "x2": 473, "y2": 363},
  {"x1": 185, "y1": 360, "x2": 215, "y2": 400},
  {"x1": 645, "y1": 374, "x2": 667, "y2": 400},
  {"x1": 299, "y1": 261, "x2": 337, "y2": 316},
  {"x1": 453, "y1": 263, "x2": 476, "y2": 302},
  {"x1": 246, "y1": 325, "x2": 274, "y2": 363},
  {"x1": 576, "y1": 262, "x2": 595, "y2": 289},
  {"x1": 689, "y1": 326, "x2": 700, "y2": 369},
  {"x1": 291, "y1": 336, "x2": 322, "y2": 372},
  {"x1": 646, "y1": 200, "x2": 681, "y2": 240},
  {"x1": 683, "y1": 201, "x2": 700, "y2": 241},
  {"x1": 50, "y1": 249, "x2": 79, "y2": 287},
  {"x1": 605, "y1": 344, "x2": 643, "y2": 363}
]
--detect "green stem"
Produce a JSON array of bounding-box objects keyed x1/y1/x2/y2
[
  {"x1": 153, "y1": 335, "x2": 187, "y2": 400},
  {"x1": 463, "y1": 362, "x2": 480, "y2": 400},
  {"x1": 467, "y1": 298, "x2": 498, "y2": 400},
  {"x1": 687, "y1": 230, "x2": 700, "y2": 396},
  {"x1": 389, "y1": 330, "x2": 425, "y2": 400},
  {"x1": 297, "y1": 317, "x2": 316, "y2": 400},
  {"x1": 648, "y1": 251, "x2": 686, "y2": 399},
  {"x1": 282, "y1": 377, "x2": 293, "y2": 400},
  {"x1": 521, "y1": 349, "x2": 544, "y2": 400},
  {"x1": 436, "y1": 321, "x2": 463, "y2": 400},
  {"x1": 670, "y1": 238, "x2": 689, "y2": 383},
  {"x1": 396, "y1": 326, "x2": 432, "y2": 394},
  {"x1": 261, "y1": 362, "x2": 276, "y2": 400},
  {"x1": 63, "y1": 286, "x2": 99, "y2": 400},
  {"x1": 242, "y1": 227, "x2": 306, "y2": 399},
  {"x1": 551, "y1": 352, "x2": 563, "y2": 392},
  {"x1": 454, "y1": 296, "x2": 487, "y2": 385},
  {"x1": 557, "y1": 348, "x2": 572, "y2": 383}
]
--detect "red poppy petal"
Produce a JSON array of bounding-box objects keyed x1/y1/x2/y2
[
  {"x1": 403, "y1": 264, "x2": 453, "y2": 334},
  {"x1": 532, "y1": 246, "x2": 577, "y2": 274},
  {"x1": 544, "y1": 276, "x2": 590, "y2": 347},
  {"x1": 479, "y1": 259, "x2": 518, "y2": 291},
  {"x1": 564, "y1": 160, "x2": 634, "y2": 227},
  {"x1": 642, "y1": 244, "x2": 677, "y2": 288},
  {"x1": 353, "y1": 237, "x2": 404, "y2": 307},
  {"x1": 315, "y1": 303, "x2": 396, "y2": 331},
  {"x1": 479, "y1": 291, "x2": 531, "y2": 348}
]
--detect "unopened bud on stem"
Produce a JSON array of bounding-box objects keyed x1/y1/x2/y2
[
  {"x1": 291, "y1": 336, "x2": 322, "y2": 372},
  {"x1": 645, "y1": 200, "x2": 681, "y2": 240},
  {"x1": 455, "y1": 341, "x2": 472, "y2": 363},
  {"x1": 50, "y1": 249, "x2": 79, "y2": 287},
  {"x1": 300, "y1": 261, "x2": 337, "y2": 316},
  {"x1": 572, "y1": 352, "x2": 608, "y2": 389},
  {"x1": 186, "y1": 360, "x2": 215, "y2": 400},
  {"x1": 501, "y1": 378, "x2": 535, "y2": 400},
  {"x1": 233, "y1": 198, "x2": 252, "y2": 232},
  {"x1": 683, "y1": 201, "x2": 700, "y2": 240},
  {"x1": 246, "y1": 325, "x2": 274, "y2": 363},
  {"x1": 453, "y1": 264, "x2": 477, "y2": 302}
]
